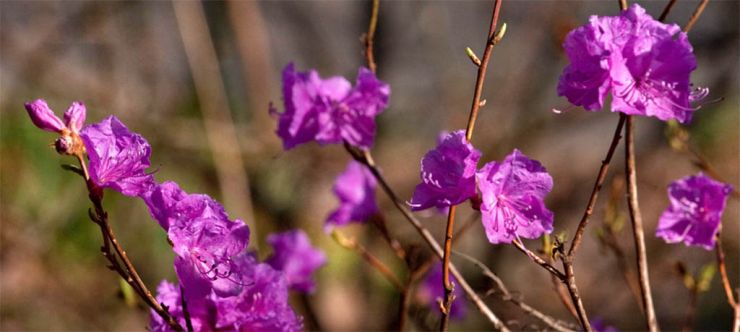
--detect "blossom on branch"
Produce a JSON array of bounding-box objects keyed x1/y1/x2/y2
[
  {"x1": 656, "y1": 173, "x2": 732, "y2": 250},
  {"x1": 408, "y1": 130, "x2": 481, "y2": 211},
  {"x1": 266, "y1": 230, "x2": 327, "y2": 293},
  {"x1": 325, "y1": 160, "x2": 378, "y2": 231},
  {"x1": 80, "y1": 116, "x2": 155, "y2": 196},
  {"x1": 151, "y1": 255, "x2": 302, "y2": 332},
  {"x1": 25, "y1": 99, "x2": 87, "y2": 155},
  {"x1": 476, "y1": 149, "x2": 554, "y2": 244},
  {"x1": 270, "y1": 63, "x2": 390, "y2": 149},
  {"x1": 558, "y1": 4, "x2": 706, "y2": 123}
]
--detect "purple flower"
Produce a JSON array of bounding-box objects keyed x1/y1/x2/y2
[
  {"x1": 25, "y1": 99, "x2": 66, "y2": 133},
  {"x1": 656, "y1": 173, "x2": 732, "y2": 250},
  {"x1": 270, "y1": 63, "x2": 390, "y2": 149},
  {"x1": 558, "y1": 4, "x2": 705, "y2": 123},
  {"x1": 591, "y1": 318, "x2": 620, "y2": 332},
  {"x1": 143, "y1": 181, "x2": 230, "y2": 231},
  {"x1": 417, "y1": 263, "x2": 466, "y2": 320},
  {"x1": 214, "y1": 254, "x2": 303, "y2": 332},
  {"x1": 409, "y1": 130, "x2": 481, "y2": 211},
  {"x1": 167, "y1": 207, "x2": 250, "y2": 299},
  {"x1": 80, "y1": 116, "x2": 155, "y2": 196},
  {"x1": 25, "y1": 99, "x2": 88, "y2": 155},
  {"x1": 476, "y1": 149, "x2": 554, "y2": 244},
  {"x1": 151, "y1": 258, "x2": 303, "y2": 332},
  {"x1": 150, "y1": 281, "x2": 212, "y2": 332},
  {"x1": 265, "y1": 230, "x2": 327, "y2": 293},
  {"x1": 325, "y1": 160, "x2": 378, "y2": 231}
]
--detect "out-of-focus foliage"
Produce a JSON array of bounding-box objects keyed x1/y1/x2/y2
[{"x1": 1, "y1": 1, "x2": 737, "y2": 330}]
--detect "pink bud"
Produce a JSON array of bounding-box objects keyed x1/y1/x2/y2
[
  {"x1": 63, "y1": 101, "x2": 86, "y2": 133},
  {"x1": 25, "y1": 99, "x2": 65, "y2": 133}
]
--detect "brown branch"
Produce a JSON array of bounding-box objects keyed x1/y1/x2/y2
[
  {"x1": 625, "y1": 116, "x2": 659, "y2": 332},
  {"x1": 716, "y1": 234, "x2": 737, "y2": 308},
  {"x1": 454, "y1": 251, "x2": 578, "y2": 332},
  {"x1": 568, "y1": 114, "x2": 626, "y2": 256},
  {"x1": 619, "y1": 0, "x2": 628, "y2": 11},
  {"x1": 180, "y1": 286, "x2": 195, "y2": 332},
  {"x1": 345, "y1": 144, "x2": 509, "y2": 331},
  {"x1": 331, "y1": 230, "x2": 404, "y2": 291},
  {"x1": 513, "y1": 239, "x2": 566, "y2": 281},
  {"x1": 463, "y1": 0, "x2": 503, "y2": 142},
  {"x1": 355, "y1": 1, "x2": 507, "y2": 329},
  {"x1": 441, "y1": 1, "x2": 504, "y2": 328},
  {"x1": 363, "y1": 0, "x2": 380, "y2": 73},
  {"x1": 683, "y1": 0, "x2": 709, "y2": 33},
  {"x1": 658, "y1": 0, "x2": 678, "y2": 22},
  {"x1": 440, "y1": 205, "x2": 458, "y2": 331},
  {"x1": 560, "y1": 256, "x2": 592, "y2": 332},
  {"x1": 75, "y1": 155, "x2": 183, "y2": 331}
]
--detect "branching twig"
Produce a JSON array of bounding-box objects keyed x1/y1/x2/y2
[
  {"x1": 345, "y1": 144, "x2": 509, "y2": 331},
  {"x1": 75, "y1": 154, "x2": 183, "y2": 331},
  {"x1": 441, "y1": 1, "x2": 504, "y2": 328},
  {"x1": 625, "y1": 116, "x2": 659, "y2": 332},
  {"x1": 453, "y1": 251, "x2": 578, "y2": 332},
  {"x1": 353, "y1": 1, "x2": 509, "y2": 328},
  {"x1": 568, "y1": 115, "x2": 626, "y2": 256},
  {"x1": 513, "y1": 239, "x2": 565, "y2": 281},
  {"x1": 331, "y1": 230, "x2": 404, "y2": 291}
]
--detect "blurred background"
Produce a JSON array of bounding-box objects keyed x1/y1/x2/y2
[{"x1": 1, "y1": 1, "x2": 737, "y2": 331}]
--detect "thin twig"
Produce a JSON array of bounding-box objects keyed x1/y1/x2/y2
[
  {"x1": 370, "y1": 213, "x2": 407, "y2": 260},
  {"x1": 512, "y1": 239, "x2": 565, "y2": 281},
  {"x1": 463, "y1": 0, "x2": 503, "y2": 142},
  {"x1": 658, "y1": 0, "x2": 677, "y2": 22},
  {"x1": 441, "y1": 1, "x2": 504, "y2": 328},
  {"x1": 454, "y1": 251, "x2": 578, "y2": 332},
  {"x1": 619, "y1": 0, "x2": 628, "y2": 11},
  {"x1": 364, "y1": 0, "x2": 380, "y2": 73},
  {"x1": 625, "y1": 116, "x2": 659, "y2": 332},
  {"x1": 716, "y1": 234, "x2": 737, "y2": 308},
  {"x1": 180, "y1": 287, "x2": 195, "y2": 332},
  {"x1": 440, "y1": 205, "x2": 458, "y2": 331},
  {"x1": 76, "y1": 154, "x2": 183, "y2": 331},
  {"x1": 346, "y1": 144, "x2": 509, "y2": 331},
  {"x1": 683, "y1": 0, "x2": 709, "y2": 33},
  {"x1": 568, "y1": 115, "x2": 626, "y2": 256},
  {"x1": 560, "y1": 256, "x2": 592, "y2": 332},
  {"x1": 331, "y1": 230, "x2": 404, "y2": 291}
]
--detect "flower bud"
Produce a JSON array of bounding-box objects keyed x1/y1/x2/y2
[
  {"x1": 25, "y1": 99, "x2": 65, "y2": 133},
  {"x1": 63, "y1": 101, "x2": 86, "y2": 133},
  {"x1": 54, "y1": 136, "x2": 73, "y2": 154}
]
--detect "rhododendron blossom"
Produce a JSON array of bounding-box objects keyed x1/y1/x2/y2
[
  {"x1": 656, "y1": 173, "x2": 732, "y2": 250},
  {"x1": 325, "y1": 160, "x2": 378, "y2": 231},
  {"x1": 409, "y1": 130, "x2": 481, "y2": 211},
  {"x1": 25, "y1": 99, "x2": 87, "y2": 155},
  {"x1": 151, "y1": 255, "x2": 302, "y2": 332},
  {"x1": 80, "y1": 116, "x2": 156, "y2": 196},
  {"x1": 266, "y1": 230, "x2": 327, "y2": 293},
  {"x1": 270, "y1": 63, "x2": 390, "y2": 149},
  {"x1": 558, "y1": 4, "x2": 706, "y2": 123},
  {"x1": 476, "y1": 149, "x2": 554, "y2": 244}
]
